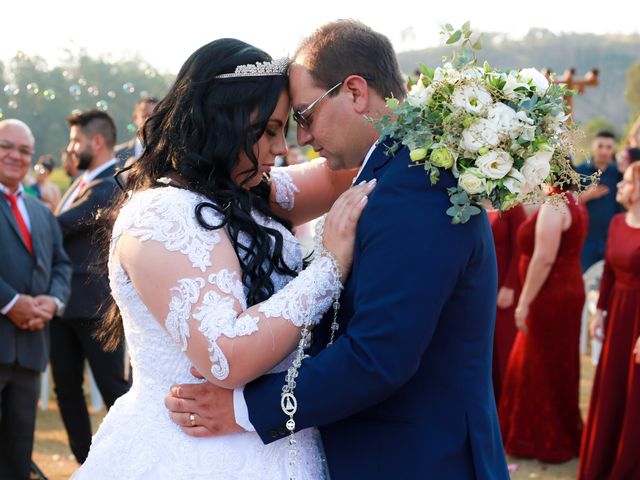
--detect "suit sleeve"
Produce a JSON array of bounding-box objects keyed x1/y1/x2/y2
[
  {"x1": 244, "y1": 173, "x2": 474, "y2": 443},
  {"x1": 57, "y1": 181, "x2": 116, "y2": 236},
  {"x1": 0, "y1": 277, "x2": 18, "y2": 307},
  {"x1": 47, "y1": 211, "x2": 72, "y2": 304}
]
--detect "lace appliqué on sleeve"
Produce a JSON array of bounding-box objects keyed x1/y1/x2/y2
[
  {"x1": 165, "y1": 269, "x2": 257, "y2": 380},
  {"x1": 270, "y1": 168, "x2": 300, "y2": 211},
  {"x1": 116, "y1": 187, "x2": 222, "y2": 272},
  {"x1": 258, "y1": 254, "x2": 342, "y2": 327},
  {"x1": 167, "y1": 277, "x2": 205, "y2": 351}
]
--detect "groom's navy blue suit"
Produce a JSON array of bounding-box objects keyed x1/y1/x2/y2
[{"x1": 245, "y1": 142, "x2": 509, "y2": 479}]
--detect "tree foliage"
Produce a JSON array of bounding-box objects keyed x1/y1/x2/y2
[{"x1": 0, "y1": 50, "x2": 171, "y2": 165}]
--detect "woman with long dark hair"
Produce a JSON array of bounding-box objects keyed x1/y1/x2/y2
[{"x1": 72, "y1": 38, "x2": 371, "y2": 479}]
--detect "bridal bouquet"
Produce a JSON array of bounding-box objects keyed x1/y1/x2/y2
[{"x1": 376, "y1": 23, "x2": 580, "y2": 223}]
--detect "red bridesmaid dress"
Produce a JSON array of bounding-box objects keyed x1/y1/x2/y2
[
  {"x1": 488, "y1": 205, "x2": 527, "y2": 403},
  {"x1": 578, "y1": 213, "x2": 640, "y2": 479},
  {"x1": 499, "y1": 194, "x2": 586, "y2": 463}
]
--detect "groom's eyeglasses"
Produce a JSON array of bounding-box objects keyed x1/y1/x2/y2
[{"x1": 293, "y1": 75, "x2": 374, "y2": 130}]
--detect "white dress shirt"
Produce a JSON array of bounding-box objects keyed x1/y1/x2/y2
[
  {"x1": 1, "y1": 183, "x2": 31, "y2": 314},
  {"x1": 59, "y1": 158, "x2": 117, "y2": 212},
  {"x1": 232, "y1": 140, "x2": 380, "y2": 431}
]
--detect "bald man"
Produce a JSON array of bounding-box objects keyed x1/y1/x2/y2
[{"x1": 0, "y1": 119, "x2": 72, "y2": 479}]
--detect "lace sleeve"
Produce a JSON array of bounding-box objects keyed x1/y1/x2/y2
[
  {"x1": 269, "y1": 159, "x2": 357, "y2": 226},
  {"x1": 114, "y1": 187, "x2": 342, "y2": 388},
  {"x1": 270, "y1": 168, "x2": 300, "y2": 211}
]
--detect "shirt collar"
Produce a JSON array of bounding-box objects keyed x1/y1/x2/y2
[
  {"x1": 0, "y1": 182, "x2": 25, "y2": 197},
  {"x1": 353, "y1": 141, "x2": 380, "y2": 184},
  {"x1": 82, "y1": 158, "x2": 117, "y2": 184}
]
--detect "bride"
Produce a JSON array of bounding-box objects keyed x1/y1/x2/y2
[{"x1": 72, "y1": 39, "x2": 374, "y2": 479}]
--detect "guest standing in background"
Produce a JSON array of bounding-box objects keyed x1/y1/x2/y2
[
  {"x1": 0, "y1": 119, "x2": 71, "y2": 479},
  {"x1": 577, "y1": 131, "x2": 622, "y2": 271},
  {"x1": 53, "y1": 110, "x2": 130, "y2": 464},
  {"x1": 32, "y1": 154, "x2": 62, "y2": 211},
  {"x1": 499, "y1": 186, "x2": 586, "y2": 463},
  {"x1": 579, "y1": 161, "x2": 640, "y2": 480}
]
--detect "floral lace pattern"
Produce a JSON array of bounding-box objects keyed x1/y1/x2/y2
[
  {"x1": 259, "y1": 254, "x2": 342, "y2": 327},
  {"x1": 73, "y1": 186, "x2": 329, "y2": 479},
  {"x1": 271, "y1": 168, "x2": 300, "y2": 211}
]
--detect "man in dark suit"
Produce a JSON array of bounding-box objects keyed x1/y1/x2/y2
[
  {"x1": 114, "y1": 96, "x2": 158, "y2": 167},
  {"x1": 53, "y1": 110, "x2": 130, "y2": 464},
  {"x1": 165, "y1": 21, "x2": 509, "y2": 479},
  {"x1": 0, "y1": 119, "x2": 71, "y2": 479}
]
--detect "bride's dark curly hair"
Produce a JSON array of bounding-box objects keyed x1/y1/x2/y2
[{"x1": 99, "y1": 38, "x2": 297, "y2": 349}]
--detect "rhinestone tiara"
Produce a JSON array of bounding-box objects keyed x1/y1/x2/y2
[{"x1": 215, "y1": 57, "x2": 289, "y2": 79}]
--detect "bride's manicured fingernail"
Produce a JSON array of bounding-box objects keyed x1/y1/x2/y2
[
  {"x1": 358, "y1": 180, "x2": 368, "y2": 186},
  {"x1": 369, "y1": 178, "x2": 377, "y2": 186}
]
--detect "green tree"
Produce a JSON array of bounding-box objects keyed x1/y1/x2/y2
[
  {"x1": 626, "y1": 61, "x2": 640, "y2": 119},
  {"x1": 1, "y1": 50, "x2": 172, "y2": 166}
]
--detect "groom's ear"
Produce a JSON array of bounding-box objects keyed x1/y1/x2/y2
[{"x1": 343, "y1": 75, "x2": 370, "y2": 115}]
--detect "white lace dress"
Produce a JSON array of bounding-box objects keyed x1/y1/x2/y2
[{"x1": 72, "y1": 173, "x2": 339, "y2": 479}]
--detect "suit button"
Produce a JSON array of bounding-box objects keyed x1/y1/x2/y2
[{"x1": 269, "y1": 430, "x2": 278, "y2": 439}]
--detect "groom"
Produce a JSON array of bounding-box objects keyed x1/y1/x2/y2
[{"x1": 166, "y1": 20, "x2": 509, "y2": 478}]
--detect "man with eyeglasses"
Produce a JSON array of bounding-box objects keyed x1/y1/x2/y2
[
  {"x1": 0, "y1": 119, "x2": 72, "y2": 479},
  {"x1": 167, "y1": 20, "x2": 508, "y2": 479}
]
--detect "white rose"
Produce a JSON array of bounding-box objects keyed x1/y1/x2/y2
[
  {"x1": 458, "y1": 168, "x2": 487, "y2": 195},
  {"x1": 519, "y1": 68, "x2": 549, "y2": 94},
  {"x1": 503, "y1": 168, "x2": 527, "y2": 194},
  {"x1": 476, "y1": 149, "x2": 514, "y2": 179},
  {"x1": 487, "y1": 103, "x2": 518, "y2": 138},
  {"x1": 502, "y1": 72, "x2": 529, "y2": 100},
  {"x1": 521, "y1": 150, "x2": 553, "y2": 185},
  {"x1": 514, "y1": 111, "x2": 536, "y2": 141},
  {"x1": 460, "y1": 119, "x2": 500, "y2": 153},
  {"x1": 461, "y1": 67, "x2": 484, "y2": 80},
  {"x1": 433, "y1": 62, "x2": 460, "y2": 83},
  {"x1": 407, "y1": 76, "x2": 435, "y2": 107},
  {"x1": 451, "y1": 84, "x2": 493, "y2": 115}
]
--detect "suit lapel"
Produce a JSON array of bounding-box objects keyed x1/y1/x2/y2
[
  {"x1": 23, "y1": 196, "x2": 44, "y2": 258},
  {"x1": 0, "y1": 197, "x2": 26, "y2": 250},
  {"x1": 56, "y1": 176, "x2": 83, "y2": 214},
  {"x1": 354, "y1": 139, "x2": 398, "y2": 184},
  {"x1": 1, "y1": 194, "x2": 34, "y2": 255}
]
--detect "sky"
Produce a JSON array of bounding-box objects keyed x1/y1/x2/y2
[{"x1": 4, "y1": 0, "x2": 639, "y2": 74}]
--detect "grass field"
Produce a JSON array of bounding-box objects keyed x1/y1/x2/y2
[{"x1": 32, "y1": 358, "x2": 595, "y2": 479}]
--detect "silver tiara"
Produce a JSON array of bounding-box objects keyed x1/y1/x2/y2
[{"x1": 215, "y1": 57, "x2": 289, "y2": 79}]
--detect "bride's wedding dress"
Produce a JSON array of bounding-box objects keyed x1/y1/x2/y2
[{"x1": 73, "y1": 171, "x2": 339, "y2": 479}]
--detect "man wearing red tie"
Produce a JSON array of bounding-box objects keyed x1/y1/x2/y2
[
  {"x1": 53, "y1": 110, "x2": 130, "y2": 464},
  {"x1": 0, "y1": 119, "x2": 72, "y2": 479}
]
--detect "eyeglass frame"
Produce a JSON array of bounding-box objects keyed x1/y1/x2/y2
[
  {"x1": 292, "y1": 74, "x2": 375, "y2": 130},
  {"x1": 0, "y1": 140, "x2": 34, "y2": 158}
]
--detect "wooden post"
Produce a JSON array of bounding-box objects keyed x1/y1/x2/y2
[{"x1": 542, "y1": 68, "x2": 599, "y2": 121}]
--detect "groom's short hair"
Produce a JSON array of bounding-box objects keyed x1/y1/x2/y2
[{"x1": 295, "y1": 20, "x2": 406, "y2": 101}]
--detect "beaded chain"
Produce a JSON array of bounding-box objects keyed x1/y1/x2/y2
[{"x1": 281, "y1": 216, "x2": 342, "y2": 479}]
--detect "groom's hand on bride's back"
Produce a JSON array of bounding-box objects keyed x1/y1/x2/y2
[{"x1": 164, "y1": 368, "x2": 244, "y2": 437}]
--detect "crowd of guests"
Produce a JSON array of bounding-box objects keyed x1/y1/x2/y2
[
  {"x1": 0, "y1": 99, "x2": 157, "y2": 479},
  {"x1": 1, "y1": 90, "x2": 639, "y2": 480},
  {"x1": 491, "y1": 130, "x2": 640, "y2": 479}
]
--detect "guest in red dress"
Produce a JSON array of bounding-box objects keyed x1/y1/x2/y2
[
  {"x1": 578, "y1": 162, "x2": 640, "y2": 479},
  {"x1": 488, "y1": 205, "x2": 527, "y2": 403},
  {"x1": 499, "y1": 188, "x2": 586, "y2": 463}
]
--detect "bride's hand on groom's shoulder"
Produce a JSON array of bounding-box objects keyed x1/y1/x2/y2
[
  {"x1": 164, "y1": 368, "x2": 244, "y2": 438},
  {"x1": 322, "y1": 179, "x2": 376, "y2": 282}
]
